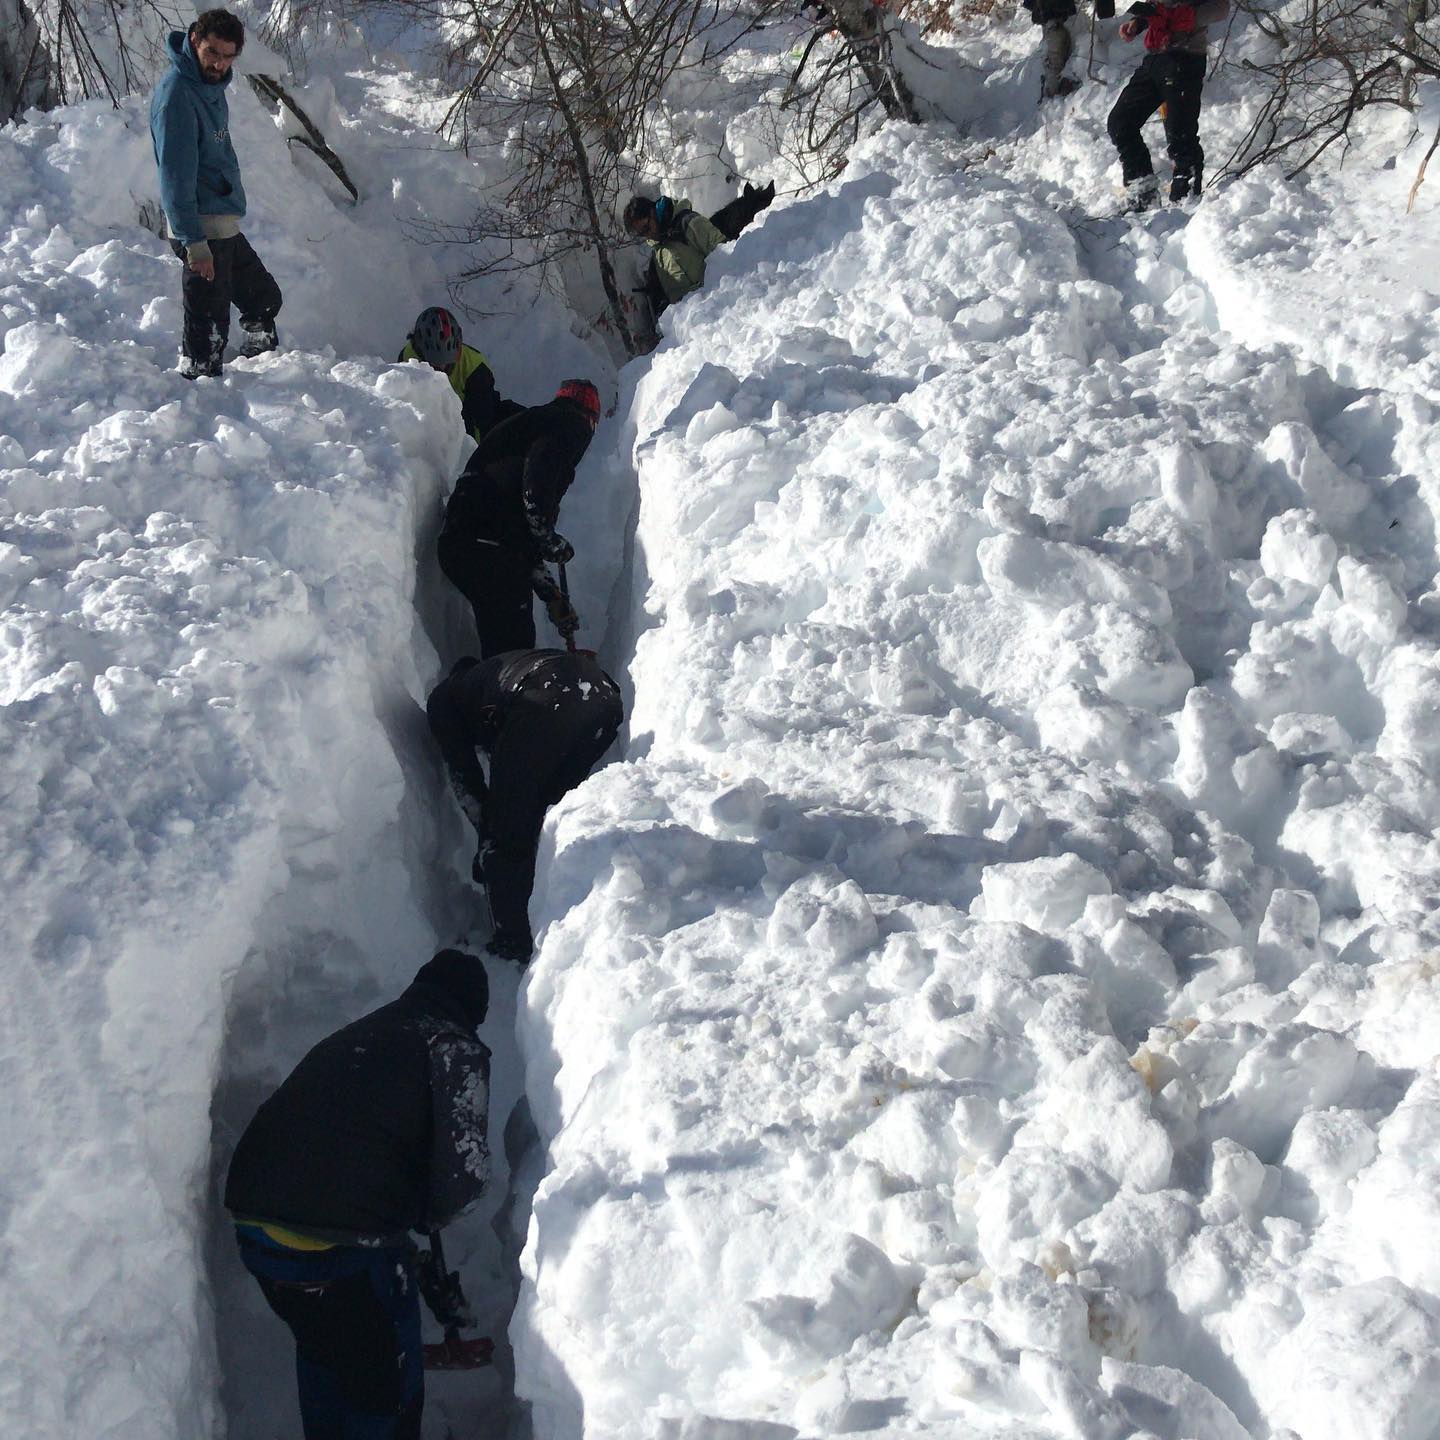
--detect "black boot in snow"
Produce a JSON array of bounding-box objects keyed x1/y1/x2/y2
[
  {"x1": 179, "y1": 353, "x2": 222, "y2": 380},
  {"x1": 238, "y1": 318, "x2": 279, "y2": 358},
  {"x1": 1123, "y1": 176, "x2": 1160, "y2": 213},
  {"x1": 485, "y1": 929, "x2": 533, "y2": 964},
  {"x1": 1170, "y1": 163, "x2": 1202, "y2": 204}
]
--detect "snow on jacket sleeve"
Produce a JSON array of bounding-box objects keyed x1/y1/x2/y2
[
  {"x1": 152, "y1": 85, "x2": 205, "y2": 248},
  {"x1": 424, "y1": 1034, "x2": 491, "y2": 1229}
]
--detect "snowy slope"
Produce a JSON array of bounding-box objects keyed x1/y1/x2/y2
[
  {"x1": 513, "y1": 80, "x2": 1440, "y2": 1440},
  {"x1": 0, "y1": 50, "x2": 618, "y2": 1439},
  {"x1": 5, "y1": 6, "x2": 1440, "y2": 1439}
]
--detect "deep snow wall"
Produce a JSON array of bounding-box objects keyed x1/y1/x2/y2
[
  {"x1": 0, "y1": 74, "x2": 494, "y2": 1438},
  {"x1": 512, "y1": 121, "x2": 1440, "y2": 1440}
]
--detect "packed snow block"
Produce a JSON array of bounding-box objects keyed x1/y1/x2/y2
[
  {"x1": 1259, "y1": 508, "x2": 1338, "y2": 590},
  {"x1": 1158, "y1": 442, "x2": 1219, "y2": 529},
  {"x1": 1275, "y1": 1108, "x2": 1376, "y2": 1224},
  {"x1": 1101, "y1": 1358, "x2": 1250, "y2": 1440},
  {"x1": 1333, "y1": 555, "x2": 1407, "y2": 645},
  {"x1": 1254, "y1": 887, "x2": 1324, "y2": 989},
  {"x1": 975, "y1": 855, "x2": 1111, "y2": 936},
  {"x1": 1263, "y1": 1281, "x2": 1440, "y2": 1440},
  {"x1": 745, "y1": 1233, "x2": 912, "y2": 1366},
  {"x1": 1017, "y1": 1349, "x2": 1131, "y2": 1440},
  {"x1": 989, "y1": 1264, "x2": 1095, "y2": 1374},
  {"x1": 1171, "y1": 686, "x2": 1284, "y2": 833},
  {"x1": 1043, "y1": 602, "x2": 1193, "y2": 711},
  {"x1": 1035, "y1": 683, "x2": 1174, "y2": 779},
  {"x1": 764, "y1": 870, "x2": 879, "y2": 963},
  {"x1": 1374, "y1": 649, "x2": 1440, "y2": 767},
  {"x1": 1262, "y1": 421, "x2": 1370, "y2": 528},
  {"x1": 1170, "y1": 1021, "x2": 1360, "y2": 1162},
  {"x1": 1074, "y1": 1189, "x2": 1199, "y2": 1299},
  {"x1": 978, "y1": 534, "x2": 1172, "y2": 625},
  {"x1": 1029, "y1": 1040, "x2": 1174, "y2": 1193},
  {"x1": 0, "y1": 319, "x2": 86, "y2": 396},
  {"x1": 1345, "y1": 1070, "x2": 1440, "y2": 1293},
  {"x1": 976, "y1": 1151, "x2": 1118, "y2": 1268}
]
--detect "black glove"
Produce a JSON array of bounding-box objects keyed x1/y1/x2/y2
[
  {"x1": 449, "y1": 773, "x2": 486, "y2": 836},
  {"x1": 546, "y1": 591, "x2": 580, "y2": 638},
  {"x1": 539, "y1": 532, "x2": 574, "y2": 564},
  {"x1": 415, "y1": 1245, "x2": 474, "y2": 1330}
]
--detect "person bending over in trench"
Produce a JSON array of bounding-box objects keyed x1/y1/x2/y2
[
  {"x1": 436, "y1": 380, "x2": 600, "y2": 658},
  {"x1": 427, "y1": 649, "x2": 624, "y2": 962},
  {"x1": 224, "y1": 950, "x2": 491, "y2": 1440}
]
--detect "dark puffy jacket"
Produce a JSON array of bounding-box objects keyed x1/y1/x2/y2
[
  {"x1": 440, "y1": 399, "x2": 594, "y2": 558},
  {"x1": 224, "y1": 958, "x2": 491, "y2": 1245},
  {"x1": 150, "y1": 31, "x2": 246, "y2": 248}
]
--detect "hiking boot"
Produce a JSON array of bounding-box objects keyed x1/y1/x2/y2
[
  {"x1": 238, "y1": 318, "x2": 278, "y2": 358},
  {"x1": 1123, "y1": 176, "x2": 1161, "y2": 213},
  {"x1": 1170, "y1": 165, "x2": 1202, "y2": 204},
  {"x1": 485, "y1": 929, "x2": 533, "y2": 964},
  {"x1": 178, "y1": 354, "x2": 222, "y2": 380}
]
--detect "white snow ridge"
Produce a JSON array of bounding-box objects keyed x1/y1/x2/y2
[
  {"x1": 516, "y1": 128, "x2": 1440, "y2": 1440},
  {"x1": 4, "y1": 14, "x2": 1440, "y2": 1440}
]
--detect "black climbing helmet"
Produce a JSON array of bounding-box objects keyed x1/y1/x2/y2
[{"x1": 410, "y1": 306, "x2": 462, "y2": 368}]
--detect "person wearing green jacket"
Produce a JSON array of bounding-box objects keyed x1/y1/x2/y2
[{"x1": 624, "y1": 195, "x2": 729, "y2": 317}]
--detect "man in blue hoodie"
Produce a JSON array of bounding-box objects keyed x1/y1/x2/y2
[{"x1": 150, "y1": 10, "x2": 282, "y2": 379}]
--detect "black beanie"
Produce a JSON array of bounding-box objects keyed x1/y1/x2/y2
[{"x1": 413, "y1": 949, "x2": 489, "y2": 1028}]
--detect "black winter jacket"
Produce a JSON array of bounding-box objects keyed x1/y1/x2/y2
[
  {"x1": 440, "y1": 399, "x2": 594, "y2": 559},
  {"x1": 224, "y1": 970, "x2": 491, "y2": 1245}
]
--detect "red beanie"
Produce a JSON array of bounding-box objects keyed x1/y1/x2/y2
[{"x1": 556, "y1": 379, "x2": 601, "y2": 422}]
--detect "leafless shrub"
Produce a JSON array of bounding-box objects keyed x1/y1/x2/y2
[{"x1": 1217, "y1": 0, "x2": 1439, "y2": 182}]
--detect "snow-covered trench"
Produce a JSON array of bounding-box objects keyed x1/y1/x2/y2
[
  {"x1": 513, "y1": 126, "x2": 1440, "y2": 1440},
  {"x1": 0, "y1": 81, "x2": 609, "y2": 1439}
]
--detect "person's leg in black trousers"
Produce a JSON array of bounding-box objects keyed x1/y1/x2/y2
[
  {"x1": 481, "y1": 685, "x2": 622, "y2": 958},
  {"x1": 1159, "y1": 53, "x2": 1207, "y2": 200},
  {"x1": 173, "y1": 237, "x2": 231, "y2": 375},
  {"x1": 229, "y1": 233, "x2": 283, "y2": 356},
  {"x1": 1107, "y1": 56, "x2": 1165, "y2": 189},
  {"x1": 436, "y1": 536, "x2": 538, "y2": 658}
]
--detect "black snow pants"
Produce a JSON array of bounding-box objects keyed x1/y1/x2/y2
[
  {"x1": 482, "y1": 686, "x2": 622, "y2": 945},
  {"x1": 1106, "y1": 51, "x2": 1207, "y2": 187},
  {"x1": 708, "y1": 182, "x2": 776, "y2": 243},
  {"x1": 436, "y1": 533, "x2": 538, "y2": 659},
  {"x1": 173, "y1": 233, "x2": 282, "y2": 369}
]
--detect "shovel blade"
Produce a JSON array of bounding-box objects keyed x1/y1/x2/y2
[{"x1": 423, "y1": 1334, "x2": 495, "y2": 1370}]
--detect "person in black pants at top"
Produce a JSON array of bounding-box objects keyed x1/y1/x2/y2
[
  {"x1": 149, "y1": 11, "x2": 282, "y2": 378},
  {"x1": 224, "y1": 950, "x2": 491, "y2": 1440},
  {"x1": 1108, "y1": 0, "x2": 1230, "y2": 210},
  {"x1": 427, "y1": 650, "x2": 624, "y2": 961},
  {"x1": 437, "y1": 380, "x2": 600, "y2": 658}
]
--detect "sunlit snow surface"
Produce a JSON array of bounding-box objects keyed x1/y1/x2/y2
[
  {"x1": 516, "y1": 122, "x2": 1440, "y2": 1440},
  {"x1": 4, "y1": 14, "x2": 1440, "y2": 1440},
  {"x1": 0, "y1": 50, "x2": 602, "y2": 1440}
]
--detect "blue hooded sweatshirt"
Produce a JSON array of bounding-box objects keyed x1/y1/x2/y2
[{"x1": 149, "y1": 30, "x2": 247, "y2": 249}]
